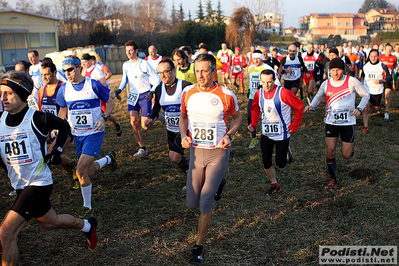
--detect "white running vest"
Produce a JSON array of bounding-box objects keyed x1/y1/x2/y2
[
  {"x1": 64, "y1": 78, "x2": 103, "y2": 136},
  {"x1": 283, "y1": 55, "x2": 302, "y2": 81},
  {"x1": 259, "y1": 86, "x2": 291, "y2": 141},
  {"x1": 363, "y1": 62, "x2": 385, "y2": 95},
  {"x1": 160, "y1": 79, "x2": 183, "y2": 133},
  {"x1": 0, "y1": 108, "x2": 52, "y2": 190}
]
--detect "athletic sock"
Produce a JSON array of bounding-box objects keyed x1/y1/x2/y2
[
  {"x1": 95, "y1": 157, "x2": 108, "y2": 169},
  {"x1": 177, "y1": 156, "x2": 189, "y2": 173},
  {"x1": 251, "y1": 130, "x2": 256, "y2": 138},
  {"x1": 81, "y1": 219, "x2": 91, "y2": 232},
  {"x1": 326, "y1": 158, "x2": 337, "y2": 180},
  {"x1": 81, "y1": 184, "x2": 92, "y2": 209},
  {"x1": 194, "y1": 244, "x2": 203, "y2": 251}
]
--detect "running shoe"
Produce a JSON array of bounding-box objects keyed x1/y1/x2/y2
[
  {"x1": 8, "y1": 190, "x2": 16, "y2": 196},
  {"x1": 384, "y1": 112, "x2": 389, "y2": 120},
  {"x1": 362, "y1": 127, "x2": 369, "y2": 134},
  {"x1": 325, "y1": 178, "x2": 338, "y2": 189},
  {"x1": 115, "y1": 122, "x2": 122, "y2": 137},
  {"x1": 79, "y1": 207, "x2": 94, "y2": 219},
  {"x1": 287, "y1": 146, "x2": 293, "y2": 164},
  {"x1": 190, "y1": 245, "x2": 204, "y2": 265},
  {"x1": 266, "y1": 185, "x2": 281, "y2": 195},
  {"x1": 83, "y1": 217, "x2": 98, "y2": 250},
  {"x1": 214, "y1": 178, "x2": 226, "y2": 201},
  {"x1": 107, "y1": 150, "x2": 117, "y2": 171},
  {"x1": 248, "y1": 138, "x2": 259, "y2": 149},
  {"x1": 134, "y1": 148, "x2": 149, "y2": 158}
]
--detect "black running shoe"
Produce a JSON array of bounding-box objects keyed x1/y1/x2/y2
[
  {"x1": 214, "y1": 178, "x2": 226, "y2": 201},
  {"x1": 266, "y1": 185, "x2": 281, "y2": 195},
  {"x1": 107, "y1": 150, "x2": 117, "y2": 171},
  {"x1": 115, "y1": 122, "x2": 122, "y2": 137},
  {"x1": 190, "y1": 245, "x2": 204, "y2": 265},
  {"x1": 83, "y1": 217, "x2": 98, "y2": 250}
]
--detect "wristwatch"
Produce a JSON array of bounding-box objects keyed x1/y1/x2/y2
[
  {"x1": 357, "y1": 107, "x2": 362, "y2": 112},
  {"x1": 225, "y1": 133, "x2": 233, "y2": 141},
  {"x1": 53, "y1": 146, "x2": 63, "y2": 153},
  {"x1": 102, "y1": 114, "x2": 109, "y2": 121}
]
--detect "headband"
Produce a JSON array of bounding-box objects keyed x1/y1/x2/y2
[
  {"x1": 252, "y1": 52, "x2": 264, "y2": 60},
  {"x1": 62, "y1": 57, "x2": 81, "y2": 67},
  {"x1": 1, "y1": 78, "x2": 32, "y2": 102}
]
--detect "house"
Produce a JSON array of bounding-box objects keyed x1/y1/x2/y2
[
  {"x1": 308, "y1": 13, "x2": 369, "y2": 40},
  {"x1": 0, "y1": 9, "x2": 60, "y2": 66},
  {"x1": 365, "y1": 8, "x2": 399, "y2": 33},
  {"x1": 254, "y1": 12, "x2": 283, "y2": 35}
]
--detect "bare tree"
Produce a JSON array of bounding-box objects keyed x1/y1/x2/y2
[
  {"x1": 226, "y1": 7, "x2": 255, "y2": 48},
  {"x1": 0, "y1": 0, "x2": 9, "y2": 9},
  {"x1": 134, "y1": 0, "x2": 166, "y2": 37},
  {"x1": 85, "y1": 0, "x2": 108, "y2": 21},
  {"x1": 36, "y1": 2, "x2": 55, "y2": 17},
  {"x1": 15, "y1": 0, "x2": 36, "y2": 12}
]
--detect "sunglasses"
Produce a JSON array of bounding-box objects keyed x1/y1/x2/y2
[
  {"x1": 288, "y1": 50, "x2": 296, "y2": 52},
  {"x1": 62, "y1": 66, "x2": 76, "y2": 73},
  {"x1": 159, "y1": 69, "x2": 173, "y2": 75}
]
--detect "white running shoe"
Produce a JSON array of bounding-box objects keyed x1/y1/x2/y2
[
  {"x1": 134, "y1": 148, "x2": 149, "y2": 158},
  {"x1": 384, "y1": 112, "x2": 389, "y2": 120}
]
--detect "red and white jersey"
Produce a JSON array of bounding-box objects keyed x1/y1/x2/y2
[
  {"x1": 313, "y1": 75, "x2": 369, "y2": 126},
  {"x1": 302, "y1": 52, "x2": 318, "y2": 72},
  {"x1": 217, "y1": 50, "x2": 232, "y2": 65},
  {"x1": 379, "y1": 54, "x2": 398, "y2": 74},
  {"x1": 145, "y1": 55, "x2": 163, "y2": 73},
  {"x1": 230, "y1": 55, "x2": 247, "y2": 73},
  {"x1": 181, "y1": 83, "x2": 239, "y2": 149},
  {"x1": 84, "y1": 65, "x2": 105, "y2": 80}
]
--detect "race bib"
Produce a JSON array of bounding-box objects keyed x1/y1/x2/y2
[
  {"x1": 285, "y1": 69, "x2": 296, "y2": 79},
  {"x1": 366, "y1": 72, "x2": 379, "y2": 80},
  {"x1": 250, "y1": 77, "x2": 260, "y2": 96},
  {"x1": 305, "y1": 62, "x2": 314, "y2": 71},
  {"x1": 1, "y1": 132, "x2": 33, "y2": 165},
  {"x1": 41, "y1": 105, "x2": 57, "y2": 116},
  {"x1": 70, "y1": 110, "x2": 94, "y2": 131},
  {"x1": 127, "y1": 91, "x2": 139, "y2": 106},
  {"x1": 165, "y1": 111, "x2": 180, "y2": 133},
  {"x1": 332, "y1": 108, "x2": 350, "y2": 123},
  {"x1": 27, "y1": 95, "x2": 39, "y2": 110},
  {"x1": 221, "y1": 56, "x2": 228, "y2": 64},
  {"x1": 262, "y1": 120, "x2": 281, "y2": 136},
  {"x1": 233, "y1": 65, "x2": 242, "y2": 73},
  {"x1": 192, "y1": 122, "x2": 217, "y2": 149}
]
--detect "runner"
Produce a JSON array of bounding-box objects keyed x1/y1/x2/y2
[
  {"x1": 346, "y1": 48, "x2": 360, "y2": 77},
  {"x1": 216, "y1": 42, "x2": 233, "y2": 87},
  {"x1": 278, "y1": 44, "x2": 309, "y2": 96},
  {"x1": 90, "y1": 55, "x2": 112, "y2": 80},
  {"x1": 199, "y1": 45, "x2": 223, "y2": 83},
  {"x1": 247, "y1": 50, "x2": 281, "y2": 149},
  {"x1": 265, "y1": 48, "x2": 281, "y2": 73},
  {"x1": 115, "y1": 40, "x2": 161, "y2": 157},
  {"x1": 361, "y1": 49, "x2": 392, "y2": 133},
  {"x1": 144, "y1": 59, "x2": 191, "y2": 175},
  {"x1": 230, "y1": 47, "x2": 247, "y2": 94},
  {"x1": 246, "y1": 45, "x2": 255, "y2": 66},
  {"x1": 181, "y1": 46, "x2": 194, "y2": 63},
  {"x1": 172, "y1": 49, "x2": 197, "y2": 83},
  {"x1": 56, "y1": 56, "x2": 117, "y2": 218},
  {"x1": 379, "y1": 43, "x2": 399, "y2": 120},
  {"x1": 248, "y1": 69, "x2": 303, "y2": 194},
  {"x1": 144, "y1": 45, "x2": 163, "y2": 74},
  {"x1": 28, "y1": 50, "x2": 45, "y2": 100},
  {"x1": 82, "y1": 54, "x2": 122, "y2": 137},
  {"x1": 0, "y1": 71, "x2": 99, "y2": 266},
  {"x1": 304, "y1": 58, "x2": 370, "y2": 188},
  {"x1": 393, "y1": 44, "x2": 399, "y2": 91},
  {"x1": 180, "y1": 54, "x2": 242, "y2": 264},
  {"x1": 302, "y1": 43, "x2": 319, "y2": 104}
]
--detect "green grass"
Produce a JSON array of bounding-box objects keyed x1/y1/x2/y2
[{"x1": 0, "y1": 75, "x2": 398, "y2": 265}]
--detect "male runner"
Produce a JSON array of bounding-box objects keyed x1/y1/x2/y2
[
  {"x1": 172, "y1": 49, "x2": 197, "y2": 83},
  {"x1": 115, "y1": 40, "x2": 161, "y2": 157},
  {"x1": 305, "y1": 58, "x2": 369, "y2": 188},
  {"x1": 379, "y1": 43, "x2": 398, "y2": 119},
  {"x1": 230, "y1": 47, "x2": 247, "y2": 94},
  {"x1": 278, "y1": 44, "x2": 308, "y2": 96},
  {"x1": 144, "y1": 59, "x2": 190, "y2": 174},
  {"x1": 361, "y1": 49, "x2": 392, "y2": 133},
  {"x1": 302, "y1": 43, "x2": 319, "y2": 104},
  {"x1": 56, "y1": 56, "x2": 117, "y2": 217},
  {"x1": 0, "y1": 71, "x2": 98, "y2": 266},
  {"x1": 248, "y1": 69, "x2": 303, "y2": 194},
  {"x1": 145, "y1": 45, "x2": 163, "y2": 73},
  {"x1": 393, "y1": 44, "x2": 399, "y2": 90},
  {"x1": 180, "y1": 54, "x2": 242, "y2": 264},
  {"x1": 216, "y1": 42, "x2": 233, "y2": 87}
]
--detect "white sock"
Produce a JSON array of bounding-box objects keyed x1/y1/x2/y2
[
  {"x1": 81, "y1": 219, "x2": 91, "y2": 232},
  {"x1": 95, "y1": 157, "x2": 109, "y2": 169},
  {"x1": 81, "y1": 184, "x2": 92, "y2": 209}
]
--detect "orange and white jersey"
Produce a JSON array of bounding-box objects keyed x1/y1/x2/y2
[{"x1": 181, "y1": 83, "x2": 239, "y2": 149}]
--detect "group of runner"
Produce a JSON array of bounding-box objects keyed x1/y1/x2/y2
[{"x1": 0, "y1": 40, "x2": 398, "y2": 265}]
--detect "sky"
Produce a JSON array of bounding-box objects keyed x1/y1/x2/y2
[{"x1": 168, "y1": 0, "x2": 367, "y2": 28}]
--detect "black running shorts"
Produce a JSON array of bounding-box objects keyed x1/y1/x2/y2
[{"x1": 325, "y1": 124, "x2": 354, "y2": 143}]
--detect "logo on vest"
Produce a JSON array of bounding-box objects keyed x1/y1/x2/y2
[
  {"x1": 211, "y1": 98, "x2": 219, "y2": 106},
  {"x1": 267, "y1": 106, "x2": 272, "y2": 113}
]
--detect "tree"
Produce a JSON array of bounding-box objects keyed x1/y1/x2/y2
[
  {"x1": 216, "y1": 0, "x2": 222, "y2": 22},
  {"x1": 171, "y1": 1, "x2": 177, "y2": 26},
  {"x1": 85, "y1": 0, "x2": 108, "y2": 21},
  {"x1": 178, "y1": 3, "x2": 185, "y2": 23},
  {"x1": 358, "y1": 0, "x2": 391, "y2": 13},
  {"x1": 226, "y1": 7, "x2": 255, "y2": 48},
  {"x1": 188, "y1": 9, "x2": 192, "y2": 21},
  {"x1": 0, "y1": 0, "x2": 9, "y2": 8},
  {"x1": 197, "y1": 0, "x2": 204, "y2": 21},
  {"x1": 15, "y1": 0, "x2": 36, "y2": 12},
  {"x1": 89, "y1": 23, "x2": 114, "y2": 45},
  {"x1": 206, "y1": 0, "x2": 212, "y2": 21}
]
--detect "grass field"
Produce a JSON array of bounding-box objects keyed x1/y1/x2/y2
[{"x1": 0, "y1": 74, "x2": 398, "y2": 265}]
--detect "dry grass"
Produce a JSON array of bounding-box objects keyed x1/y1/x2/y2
[{"x1": 0, "y1": 74, "x2": 398, "y2": 265}]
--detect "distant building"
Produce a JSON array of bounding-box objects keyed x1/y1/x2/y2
[
  {"x1": 308, "y1": 13, "x2": 369, "y2": 40},
  {"x1": 365, "y1": 8, "x2": 399, "y2": 33},
  {"x1": 60, "y1": 18, "x2": 92, "y2": 36},
  {"x1": 254, "y1": 12, "x2": 283, "y2": 35},
  {"x1": 300, "y1": 16, "x2": 309, "y2": 33},
  {"x1": 0, "y1": 9, "x2": 60, "y2": 66},
  {"x1": 284, "y1": 27, "x2": 299, "y2": 36}
]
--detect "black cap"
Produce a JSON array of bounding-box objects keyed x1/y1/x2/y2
[{"x1": 329, "y1": 58, "x2": 345, "y2": 70}]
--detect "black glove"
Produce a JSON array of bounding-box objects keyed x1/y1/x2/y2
[
  {"x1": 114, "y1": 89, "x2": 122, "y2": 98},
  {"x1": 45, "y1": 147, "x2": 62, "y2": 165}
]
